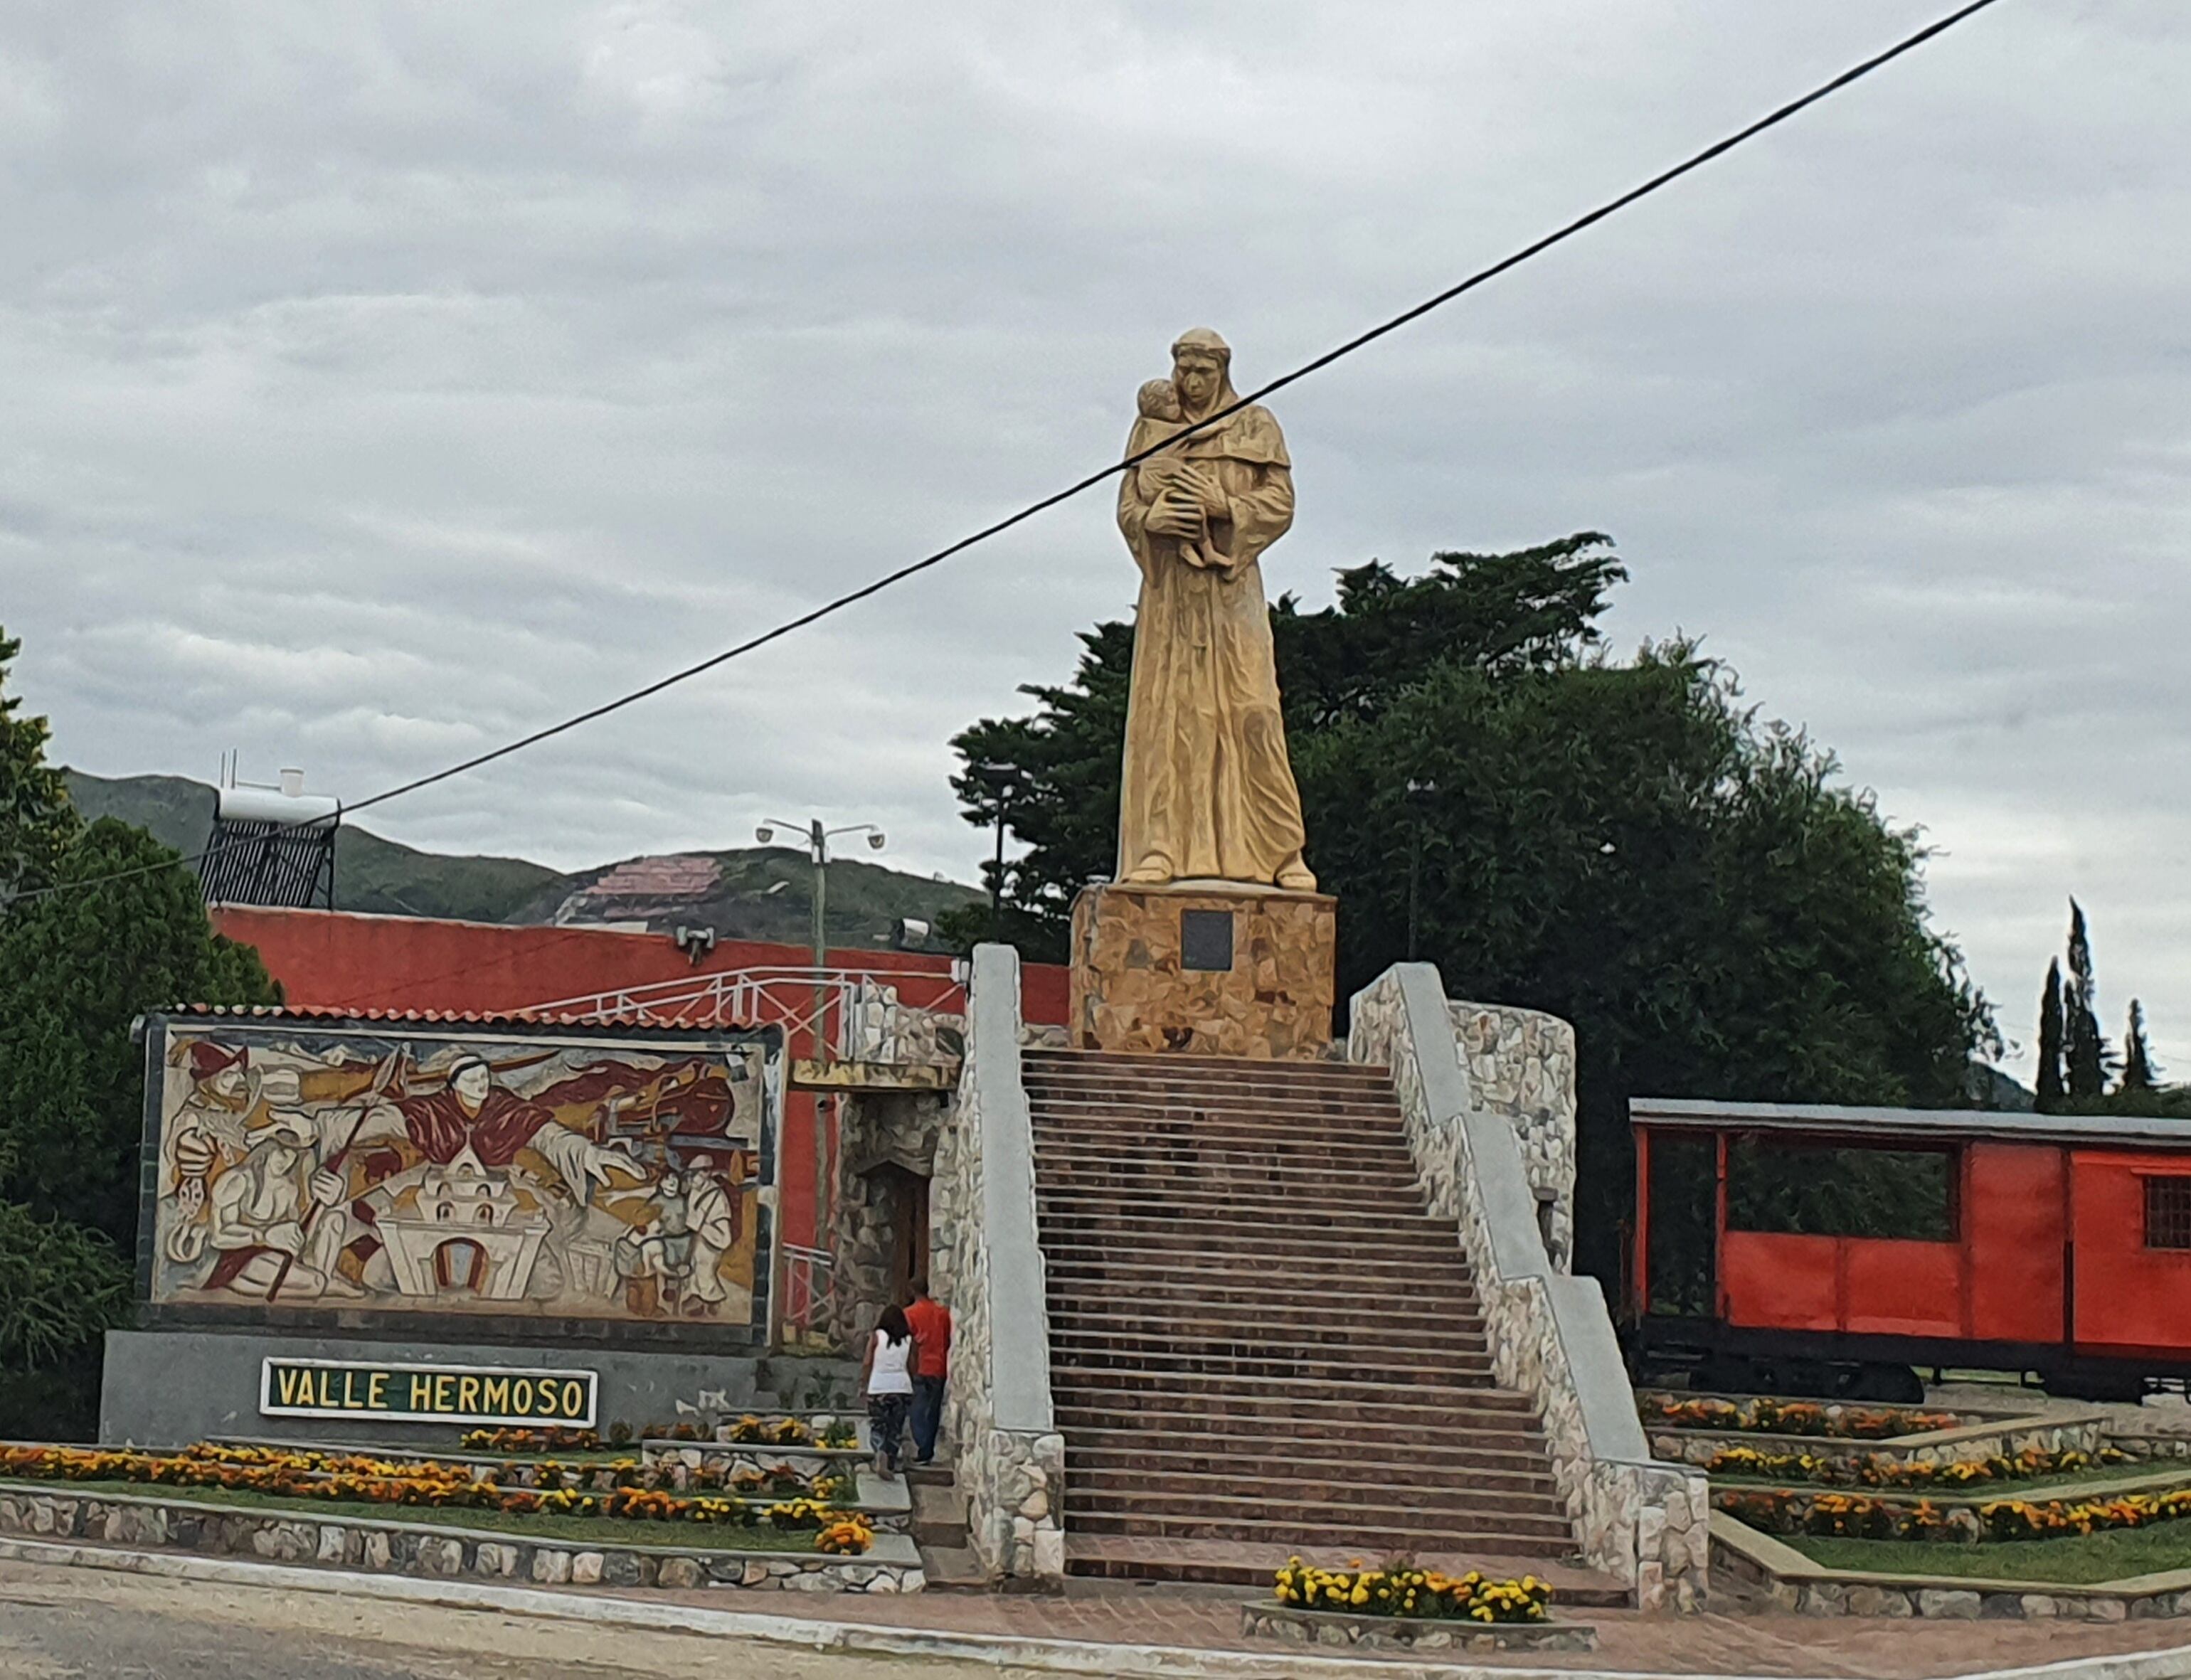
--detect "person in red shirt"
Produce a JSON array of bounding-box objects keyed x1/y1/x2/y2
[{"x1": 903, "y1": 1276, "x2": 953, "y2": 1466}]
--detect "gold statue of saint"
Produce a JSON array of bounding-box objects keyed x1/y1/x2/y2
[{"x1": 1115, "y1": 329, "x2": 1315, "y2": 890}]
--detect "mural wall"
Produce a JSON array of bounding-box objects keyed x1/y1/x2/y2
[{"x1": 144, "y1": 1019, "x2": 776, "y2": 1336}]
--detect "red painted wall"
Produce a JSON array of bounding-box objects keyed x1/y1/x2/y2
[
  {"x1": 2070, "y1": 1149, "x2": 2191, "y2": 1357},
  {"x1": 1965, "y1": 1142, "x2": 2066, "y2": 1345},
  {"x1": 1723, "y1": 1232, "x2": 1963, "y2": 1338},
  {"x1": 208, "y1": 906, "x2": 1070, "y2": 1252},
  {"x1": 1717, "y1": 1141, "x2": 2070, "y2": 1349}
]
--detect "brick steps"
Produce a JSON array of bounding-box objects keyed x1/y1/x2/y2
[
  {"x1": 1059, "y1": 1420, "x2": 1553, "y2": 1464},
  {"x1": 1039, "y1": 1184, "x2": 1441, "y2": 1219},
  {"x1": 1031, "y1": 1100, "x2": 1413, "y2": 1129},
  {"x1": 1029, "y1": 1048, "x2": 1579, "y2": 1584},
  {"x1": 1049, "y1": 1343, "x2": 1495, "y2": 1388},
  {"x1": 1034, "y1": 1163, "x2": 1426, "y2": 1199},
  {"x1": 1064, "y1": 1533, "x2": 1622, "y2": 1599},
  {"x1": 1067, "y1": 1464, "x2": 1566, "y2": 1519},
  {"x1": 1045, "y1": 1307, "x2": 1490, "y2": 1350},
  {"x1": 1041, "y1": 1255, "x2": 1482, "y2": 1299},
  {"x1": 1070, "y1": 1509, "x2": 1574, "y2": 1556},
  {"x1": 1038, "y1": 1226, "x2": 1465, "y2": 1263},
  {"x1": 1034, "y1": 1165, "x2": 1428, "y2": 1200},
  {"x1": 1054, "y1": 1387, "x2": 1534, "y2": 1431},
  {"x1": 1064, "y1": 1454, "x2": 1559, "y2": 1506},
  {"x1": 1023, "y1": 1048, "x2": 1391, "y2": 1081},
  {"x1": 1025, "y1": 1112, "x2": 1402, "y2": 1139}
]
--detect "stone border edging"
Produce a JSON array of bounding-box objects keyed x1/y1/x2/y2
[
  {"x1": 1242, "y1": 1602, "x2": 1598, "y2": 1652},
  {"x1": 1710, "y1": 1509, "x2": 2191, "y2": 1620},
  {"x1": 13, "y1": 1533, "x2": 2191, "y2": 1680},
  {"x1": 1650, "y1": 1410, "x2": 2112, "y2": 1471},
  {"x1": 0, "y1": 1479, "x2": 921, "y2": 1593}
]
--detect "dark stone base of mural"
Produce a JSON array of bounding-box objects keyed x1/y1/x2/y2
[{"x1": 100, "y1": 1330, "x2": 763, "y2": 1450}]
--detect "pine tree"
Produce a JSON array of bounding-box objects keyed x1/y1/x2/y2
[
  {"x1": 2122, "y1": 999, "x2": 2158, "y2": 1094},
  {"x1": 2064, "y1": 900, "x2": 2112, "y2": 1100},
  {"x1": 2036, "y1": 958, "x2": 2066, "y2": 1112},
  {"x1": 0, "y1": 627, "x2": 79, "y2": 902}
]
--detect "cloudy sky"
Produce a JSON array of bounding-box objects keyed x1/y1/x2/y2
[{"x1": 4, "y1": 1, "x2": 2185, "y2": 1077}]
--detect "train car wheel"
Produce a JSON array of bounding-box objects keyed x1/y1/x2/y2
[{"x1": 1846, "y1": 1362, "x2": 1924, "y2": 1403}]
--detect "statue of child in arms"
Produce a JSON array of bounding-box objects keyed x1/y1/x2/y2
[
  {"x1": 1114, "y1": 329, "x2": 1315, "y2": 890},
  {"x1": 1132, "y1": 378, "x2": 1219, "y2": 575}
]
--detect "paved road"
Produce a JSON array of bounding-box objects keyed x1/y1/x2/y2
[{"x1": 0, "y1": 1560, "x2": 999, "y2": 1680}]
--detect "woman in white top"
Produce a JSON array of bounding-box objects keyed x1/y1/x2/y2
[{"x1": 861, "y1": 1303, "x2": 916, "y2": 1474}]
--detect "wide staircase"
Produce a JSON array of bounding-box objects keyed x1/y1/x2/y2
[{"x1": 1026, "y1": 1047, "x2": 1592, "y2": 1589}]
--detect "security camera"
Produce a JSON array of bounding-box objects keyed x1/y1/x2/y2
[{"x1": 866, "y1": 831, "x2": 886, "y2": 851}]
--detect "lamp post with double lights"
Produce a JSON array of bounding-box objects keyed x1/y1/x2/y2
[{"x1": 754, "y1": 817, "x2": 886, "y2": 1251}]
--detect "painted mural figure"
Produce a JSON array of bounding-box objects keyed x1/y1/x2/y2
[
  {"x1": 166, "y1": 1068, "x2": 361, "y2": 1299},
  {"x1": 149, "y1": 1023, "x2": 773, "y2": 1331}
]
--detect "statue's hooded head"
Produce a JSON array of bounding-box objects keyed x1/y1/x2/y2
[{"x1": 1169, "y1": 328, "x2": 1237, "y2": 420}]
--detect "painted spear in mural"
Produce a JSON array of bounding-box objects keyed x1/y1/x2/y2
[{"x1": 264, "y1": 1046, "x2": 406, "y2": 1304}]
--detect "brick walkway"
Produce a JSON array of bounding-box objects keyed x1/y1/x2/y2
[{"x1": 636, "y1": 1578, "x2": 2191, "y2": 1676}]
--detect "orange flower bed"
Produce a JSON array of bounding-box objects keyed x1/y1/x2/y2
[
  {"x1": 0, "y1": 1442, "x2": 869, "y2": 1553},
  {"x1": 1646, "y1": 1395, "x2": 1958, "y2": 1440}
]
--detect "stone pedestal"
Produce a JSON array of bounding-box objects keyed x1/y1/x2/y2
[{"x1": 1066, "y1": 881, "x2": 1337, "y2": 1060}]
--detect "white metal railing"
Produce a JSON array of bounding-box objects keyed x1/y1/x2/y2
[
  {"x1": 528, "y1": 964, "x2": 967, "y2": 1060},
  {"x1": 780, "y1": 1243, "x2": 836, "y2": 1336}
]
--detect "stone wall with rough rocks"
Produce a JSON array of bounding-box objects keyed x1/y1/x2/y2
[
  {"x1": 0, "y1": 1486, "x2": 925, "y2": 1593},
  {"x1": 842, "y1": 977, "x2": 965, "y2": 1067},
  {"x1": 1351, "y1": 964, "x2": 1708, "y2": 1612},
  {"x1": 829, "y1": 1091, "x2": 950, "y2": 1349},
  {"x1": 928, "y1": 944, "x2": 1066, "y2": 1588},
  {"x1": 1448, "y1": 1000, "x2": 1577, "y2": 1272},
  {"x1": 1066, "y1": 882, "x2": 1336, "y2": 1060}
]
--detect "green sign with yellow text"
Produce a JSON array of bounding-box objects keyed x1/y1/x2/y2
[{"x1": 259, "y1": 1358, "x2": 598, "y2": 1427}]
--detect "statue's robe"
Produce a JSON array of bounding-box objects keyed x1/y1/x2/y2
[{"x1": 1115, "y1": 394, "x2": 1308, "y2": 884}]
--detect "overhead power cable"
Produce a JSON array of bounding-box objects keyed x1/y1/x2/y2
[{"x1": 9, "y1": 0, "x2": 2005, "y2": 908}]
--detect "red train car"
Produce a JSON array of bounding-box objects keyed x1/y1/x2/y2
[{"x1": 1627, "y1": 1098, "x2": 2191, "y2": 1402}]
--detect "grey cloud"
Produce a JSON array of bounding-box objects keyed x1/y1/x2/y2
[{"x1": 4, "y1": 0, "x2": 2187, "y2": 1076}]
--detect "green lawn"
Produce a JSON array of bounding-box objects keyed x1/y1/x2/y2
[
  {"x1": 3, "y1": 1477, "x2": 821, "y2": 1554},
  {"x1": 1792, "y1": 1525, "x2": 2191, "y2": 1586}
]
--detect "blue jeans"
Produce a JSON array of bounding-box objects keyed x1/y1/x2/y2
[{"x1": 911, "y1": 1374, "x2": 946, "y2": 1464}]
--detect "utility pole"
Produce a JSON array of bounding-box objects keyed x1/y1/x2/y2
[{"x1": 755, "y1": 816, "x2": 886, "y2": 1276}]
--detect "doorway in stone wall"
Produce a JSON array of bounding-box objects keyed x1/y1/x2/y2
[{"x1": 874, "y1": 1162, "x2": 930, "y2": 1304}]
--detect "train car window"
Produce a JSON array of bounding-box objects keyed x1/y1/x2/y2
[
  {"x1": 1726, "y1": 1137, "x2": 1956, "y2": 1240},
  {"x1": 1647, "y1": 1134, "x2": 1715, "y2": 1317},
  {"x1": 2144, "y1": 1178, "x2": 2191, "y2": 1250}
]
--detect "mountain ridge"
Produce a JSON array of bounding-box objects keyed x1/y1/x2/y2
[{"x1": 60, "y1": 770, "x2": 980, "y2": 950}]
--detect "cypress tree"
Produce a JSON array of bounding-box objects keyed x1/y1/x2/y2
[
  {"x1": 2064, "y1": 900, "x2": 2111, "y2": 1100},
  {"x1": 2122, "y1": 999, "x2": 2158, "y2": 1095},
  {"x1": 2037, "y1": 958, "x2": 2066, "y2": 1112}
]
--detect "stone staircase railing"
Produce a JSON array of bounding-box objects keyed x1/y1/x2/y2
[
  {"x1": 928, "y1": 942, "x2": 1066, "y2": 1587},
  {"x1": 1350, "y1": 962, "x2": 1710, "y2": 1612}
]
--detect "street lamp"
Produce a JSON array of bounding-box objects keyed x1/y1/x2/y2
[
  {"x1": 967, "y1": 760, "x2": 1022, "y2": 942},
  {"x1": 755, "y1": 818, "x2": 886, "y2": 1255},
  {"x1": 755, "y1": 818, "x2": 887, "y2": 1058},
  {"x1": 1404, "y1": 779, "x2": 1439, "y2": 962}
]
